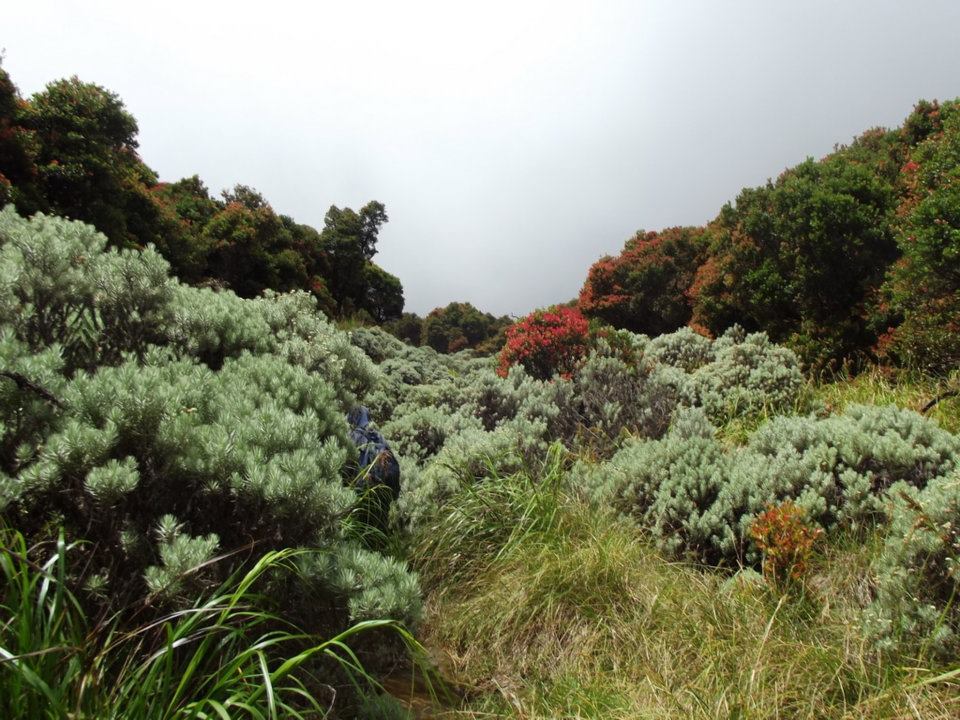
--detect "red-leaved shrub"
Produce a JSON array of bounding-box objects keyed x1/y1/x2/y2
[
  {"x1": 748, "y1": 501, "x2": 823, "y2": 590},
  {"x1": 496, "y1": 306, "x2": 589, "y2": 380},
  {"x1": 579, "y1": 227, "x2": 706, "y2": 336}
]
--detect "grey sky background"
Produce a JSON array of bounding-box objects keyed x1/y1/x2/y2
[{"x1": 5, "y1": 1, "x2": 960, "y2": 317}]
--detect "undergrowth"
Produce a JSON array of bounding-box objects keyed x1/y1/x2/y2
[
  {"x1": 410, "y1": 463, "x2": 960, "y2": 719},
  {"x1": 0, "y1": 527, "x2": 427, "y2": 719}
]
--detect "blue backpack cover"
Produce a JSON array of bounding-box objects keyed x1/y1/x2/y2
[{"x1": 346, "y1": 406, "x2": 401, "y2": 498}]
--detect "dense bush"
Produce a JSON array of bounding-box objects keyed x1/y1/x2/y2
[
  {"x1": 0, "y1": 330, "x2": 66, "y2": 476},
  {"x1": 618, "y1": 325, "x2": 805, "y2": 426},
  {"x1": 575, "y1": 407, "x2": 730, "y2": 562},
  {"x1": 646, "y1": 325, "x2": 713, "y2": 372},
  {"x1": 693, "y1": 156, "x2": 898, "y2": 368},
  {"x1": 579, "y1": 404, "x2": 960, "y2": 566},
  {"x1": 0, "y1": 207, "x2": 174, "y2": 372},
  {"x1": 497, "y1": 305, "x2": 590, "y2": 380},
  {"x1": 549, "y1": 349, "x2": 679, "y2": 448},
  {"x1": 0, "y1": 208, "x2": 420, "y2": 634},
  {"x1": 381, "y1": 406, "x2": 483, "y2": 465},
  {"x1": 880, "y1": 100, "x2": 960, "y2": 373},
  {"x1": 573, "y1": 100, "x2": 960, "y2": 370},
  {"x1": 579, "y1": 226, "x2": 707, "y2": 335},
  {"x1": 358, "y1": 321, "x2": 809, "y2": 529},
  {"x1": 867, "y1": 472, "x2": 960, "y2": 658},
  {"x1": 685, "y1": 327, "x2": 806, "y2": 422},
  {"x1": 381, "y1": 311, "x2": 424, "y2": 346},
  {"x1": 730, "y1": 403, "x2": 960, "y2": 528}
]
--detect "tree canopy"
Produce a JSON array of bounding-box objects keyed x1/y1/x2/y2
[
  {"x1": 0, "y1": 64, "x2": 405, "y2": 322},
  {"x1": 578, "y1": 99, "x2": 954, "y2": 371}
]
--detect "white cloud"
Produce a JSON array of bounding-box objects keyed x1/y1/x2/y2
[{"x1": 5, "y1": 0, "x2": 960, "y2": 314}]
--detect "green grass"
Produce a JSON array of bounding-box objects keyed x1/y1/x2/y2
[
  {"x1": 811, "y1": 367, "x2": 960, "y2": 434},
  {"x1": 410, "y1": 464, "x2": 960, "y2": 719},
  {"x1": 0, "y1": 527, "x2": 425, "y2": 719},
  {"x1": 710, "y1": 367, "x2": 960, "y2": 446}
]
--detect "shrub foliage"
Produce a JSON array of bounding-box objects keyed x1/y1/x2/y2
[{"x1": 0, "y1": 208, "x2": 420, "y2": 636}]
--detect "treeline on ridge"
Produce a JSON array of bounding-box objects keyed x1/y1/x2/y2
[
  {"x1": 579, "y1": 100, "x2": 960, "y2": 373},
  {"x1": 383, "y1": 302, "x2": 512, "y2": 355},
  {"x1": 0, "y1": 64, "x2": 403, "y2": 322},
  {"x1": 4, "y1": 59, "x2": 959, "y2": 373}
]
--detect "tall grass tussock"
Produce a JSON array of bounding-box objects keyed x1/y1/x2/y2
[
  {"x1": 410, "y1": 459, "x2": 960, "y2": 719},
  {"x1": 0, "y1": 527, "x2": 425, "y2": 719}
]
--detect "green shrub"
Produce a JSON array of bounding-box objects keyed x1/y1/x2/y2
[
  {"x1": 458, "y1": 366, "x2": 549, "y2": 432},
  {"x1": 0, "y1": 330, "x2": 65, "y2": 475},
  {"x1": 583, "y1": 404, "x2": 960, "y2": 566},
  {"x1": 351, "y1": 325, "x2": 411, "y2": 363},
  {"x1": 866, "y1": 472, "x2": 960, "y2": 658},
  {"x1": 0, "y1": 209, "x2": 421, "y2": 637},
  {"x1": 881, "y1": 100, "x2": 960, "y2": 374}
]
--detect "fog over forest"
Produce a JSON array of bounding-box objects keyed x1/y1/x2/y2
[{"x1": 5, "y1": 0, "x2": 960, "y2": 315}]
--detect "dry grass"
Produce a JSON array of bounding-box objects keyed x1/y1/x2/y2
[{"x1": 411, "y1": 473, "x2": 960, "y2": 719}]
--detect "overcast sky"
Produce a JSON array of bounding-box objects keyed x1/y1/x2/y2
[{"x1": 5, "y1": 1, "x2": 960, "y2": 316}]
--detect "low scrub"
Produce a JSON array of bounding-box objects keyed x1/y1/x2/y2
[
  {"x1": 578, "y1": 403, "x2": 960, "y2": 566},
  {"x1": 0, "y1": 208, "x2": 421, "y2": 650},
  {"x1": 867, "y1": 472, "x2": 960, "y2": 659},
  {"x1": 410, "y1": 471, "x2": 960, "y2": 719}
]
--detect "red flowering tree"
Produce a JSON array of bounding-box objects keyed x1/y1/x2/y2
[
  {"x1": 579, "y1": 227, "x2": 707, "y2": 336},
  {"x1": 496, "y1": 306, "x2": 590, "y2": 380}
]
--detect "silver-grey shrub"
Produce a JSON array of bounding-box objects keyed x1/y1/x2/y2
[
  {"x1": 381, "y1": 406, "x2": 483, "y2": 465},
  {"x1": 1, "y1": 208, "x2": 421, "y2": 632},
  {"x1": 577, "y1": 407, "x2": 730, "y2": 563},
  {"x1": 397, "y1": 424, "x2": 536, "y2": 527},
  {"x1": 686, "y1": 327, "x2": 805, "y2": 422},
  {"x1": 0, "y1": 207, "x2": 174, "y2": 370},
  {"x1": 581, "y1": 404, "x2": 960, "y2": 566},
  {"x1": 552, "y1": 351, "x2": 679, "y2": 448},
  {"x1": 866, "y1": 472, "x2": 960, "y2": 659},
  {"x1": 723, "y1": 404, "x2": 960, "y2": 541},
  {"x1": 168, "y1": 287, "x2": 377, "y2": 410},
  {"x1": 647, "y1": 326, "x2": 714, "y2": 372}
]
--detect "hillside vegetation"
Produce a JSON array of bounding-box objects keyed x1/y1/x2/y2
[
  {"x1": 580, "y1": 100, "x2": 960, "y2": 373},
  {"x1": 1, "y1": 64, "x2": 960, "y2": 719},
  {"x1": 0, "y1": 66, "x2": 403, "y2": 321}
]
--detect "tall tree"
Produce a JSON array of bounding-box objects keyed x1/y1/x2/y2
[
  {"x1": 363, "y1": 262, "x2": 404, "y2": 322},
  {"x1": 579, "y1": 226, "x2": 707, "y2": 336},
  {"x1": 20, "y1": 77, "x2": 168, "y2": 248},
  {"x1": 321, "y1": 201, "x2": 390, "y2": 314}
]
